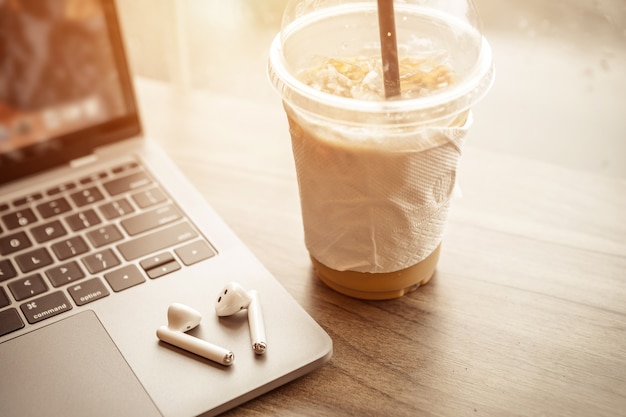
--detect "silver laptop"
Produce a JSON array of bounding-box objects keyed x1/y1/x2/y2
[{"x1": 0, "y1": 1, "x2": 332, "y2": 416}]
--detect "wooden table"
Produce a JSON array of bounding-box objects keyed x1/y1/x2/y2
[{"x1": 135, "y1": 77, "x2": 626, "y2": 416}]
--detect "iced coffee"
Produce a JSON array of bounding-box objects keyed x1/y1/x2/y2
[{"x1": 269, "y1": 0, "x2": 494, "y2": 299}]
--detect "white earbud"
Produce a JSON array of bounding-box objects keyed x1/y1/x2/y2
[
  {"x1": 156, "y1": 303, "x2": 234, "y2": 366},
  {"x1": 215, "y1": 282, "x2": 267, "y2": 355}
]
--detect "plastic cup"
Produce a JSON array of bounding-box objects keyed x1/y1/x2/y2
[{"x1": 268, "y1": 0, "x2": 494, "y2": 299}]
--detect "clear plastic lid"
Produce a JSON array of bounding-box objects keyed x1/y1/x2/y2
[{"x1": 269, "y1": 0, "x2": 494, "y2": 125}]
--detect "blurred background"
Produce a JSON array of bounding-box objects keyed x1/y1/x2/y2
[{"x1": 116, "y1": 0, "x2": 626, "y2": 179}]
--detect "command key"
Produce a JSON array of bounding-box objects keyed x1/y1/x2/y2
[{"x1": 20, "y1": 291, "x2": 72, "y2": 324}]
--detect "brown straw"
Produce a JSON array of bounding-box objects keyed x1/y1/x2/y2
[{"x1": 377, "y1": 0, "x2": 401, "y2": 98}]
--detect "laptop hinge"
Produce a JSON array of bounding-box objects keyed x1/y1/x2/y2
[{"x1": 70, "y1": 154, "x2": 99, "y2": 168}]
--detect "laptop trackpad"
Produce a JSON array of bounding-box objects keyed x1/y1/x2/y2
[{"x1": 0, "y1": 310, "x2": 161, "y2": 417}]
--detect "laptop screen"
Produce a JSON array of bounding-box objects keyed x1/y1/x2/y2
[{"x1": 0, "y1": 0, "x2": 140, "y2": 185}]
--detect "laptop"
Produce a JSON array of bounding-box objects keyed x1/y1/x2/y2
[{"x1": 0, "y1": 1, "x2": 332, "y2": 416}]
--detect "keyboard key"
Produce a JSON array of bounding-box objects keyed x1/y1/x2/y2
[
  {"x1": 0, "y1": 308, "x2": 25, "y2": 336},
  {"x1": 121, "y1": 204, "x2": 181, "y2": 236},
  {"x1": 15, "y1": 247, "x2": 54, "y2": 273},
  {"x1": 175, "y1": 240, "x2": 216, "y2": 266},
  {"x1": 0, "y1": 203, "x2": 9, "y2": 212},
  {"x1": 2, "y1": 208, "x2": 38, "y2": 230},
  {"x1": 31, "y1": 219, "x2": 68, "y2": 243},
  {"x1": 103, "y1": 171, "x2": 151, "y2": 196},
  {"x1": 99, "y1": 198, "x2": 134, "y2": 220},
  {"x1": 36, "y1": 197, "x2": 72, "y2": 218},
  {"x1": 65, "y1": 209, "x2": 101, "y2": 231},
  {"x1": 47, "y1": 182, "x2": 76, "y2": 196},
  {"x1": 70, "y1": 186, "x2": 104, "y2": 207},
  {"x1": 68, "y1": 278, "x2": 110, "y2": 306},
  {"x1": 0, "y1": 259, "x2": 18, "y2": 282},
  {"x1": 139, "y1": 251, "x2": 182, "y2": 278},
  {"x1": 139, "y1": 252, "x2": 174, "y2": 271},
  {"x1": 8, "y1": 273, "x2": 48, "y2": 301},
  {"x1": 0, "y1": 287, "x2": 10, "y2": 308},
  {"x1": 46, "y1": 261, "x2": 86, "y2": 287},
  {"x1": 0, "y1": 231, "x2": 32, "y2": 256},
  {"x1": 86, "y1": 224, "x2": 124, "y2": 248},
  {"x1": 13, "y1": 192, "x2": 43, "y2": 206},
  {"x1": 104, "y1": 264, "x2": 145, "y2": 292},
  {"x1": 117, "y1": 222, "x2": 197, "y2": 261},
  {"x1": 20, "y1": 291, "x2": 72, "y2": 324},
  {"x1": 82, "y1": 249, "x2": 121, "y2": 274},
  {"x1": 112, "y1": 161, "x2": 139, "y2": 174},
  {"x1": 79, "y1": 171, "x2": 108, "y2": 185},
  {"x1": 146, "y1": 260, "x2": 181, "y2": 279},
  {"x1": 51, "y1": 236, "x2": 89, "y2": 260},
  {"x1": 132, "y1": 187, "x2": 166, "y2": 208}
]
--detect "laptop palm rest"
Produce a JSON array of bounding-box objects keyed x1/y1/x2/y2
[{"x1": 0, "y1": 311, "x2": 162, "y2": 417}]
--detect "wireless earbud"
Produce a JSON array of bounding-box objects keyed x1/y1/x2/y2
[
  {"x1": 156, "y1": 303, "x2": 234, "y2": 366},
  {"x1": 215, "y1": 282, "x2": 267, "y2": 355}
]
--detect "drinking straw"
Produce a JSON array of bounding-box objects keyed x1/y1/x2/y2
[{"x1": 377, "y1": 0, "x2": 401, "y2": 98}]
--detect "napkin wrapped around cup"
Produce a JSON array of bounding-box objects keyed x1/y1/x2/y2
[{"x1": 288, "y1": 110, "x2": 472, "y2": 274}]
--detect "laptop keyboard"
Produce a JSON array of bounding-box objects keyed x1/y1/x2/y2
[{"x1": 0, "y1": 161, "x2": 216, "y2": 337}]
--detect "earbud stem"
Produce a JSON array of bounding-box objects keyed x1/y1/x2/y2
[
  {"x1": 248, "y1": 291, "x2": 267, "y2": 355},
  {"x1": 157, "y1": 326, "x2": 234, "y2": 366}
]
